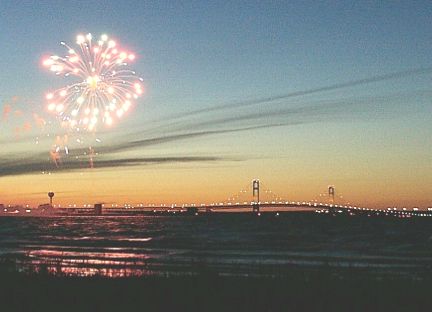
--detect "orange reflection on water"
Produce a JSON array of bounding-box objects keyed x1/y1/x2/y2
[{"x1": 25, "y1": 248, "x2": 156, "y2": 277}]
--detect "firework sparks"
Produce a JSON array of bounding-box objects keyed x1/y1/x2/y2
[
  {"x1": 42, "y1": 33, "x2": 144, "y2": 132},
  {"x1": 48, "y1": 132, "x2": 102, "y2": 168}
]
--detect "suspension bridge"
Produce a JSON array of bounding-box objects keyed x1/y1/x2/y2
[
  {"x1": 1, "y1": 179, "x2": 431, "y2": 217},
  {"x1": 102, "y1": 178, "x2": 431, "y2": 218},
  {"x1": 71, "y1": 179, "x2": 352, "y2": 213}
]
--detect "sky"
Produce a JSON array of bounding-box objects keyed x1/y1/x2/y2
[{"x1": 0, "y1": 0, "x2": 431, "y2": 208}]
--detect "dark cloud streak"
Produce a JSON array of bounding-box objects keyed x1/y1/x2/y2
[{"x1": 0, "y1": 155, "x2": 229, "y2": 177}]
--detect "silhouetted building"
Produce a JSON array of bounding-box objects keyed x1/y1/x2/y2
[
  {"x1": 94, "y1": 204, "x2": 102, "y2": 215},
  {"x1": 186, "y1": 207, "x2": 198, "y2": 215}
]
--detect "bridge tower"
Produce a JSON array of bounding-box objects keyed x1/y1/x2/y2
[
  {"x1": 252, "y1": 179, "x2": 260, "y2": 212},
  {"x1": 328, "y1": 186, "x2": 335, "y2": 203}
]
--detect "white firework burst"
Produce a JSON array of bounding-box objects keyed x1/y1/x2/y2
[{"x1": 43, "y1": 33, "x2": 144, "y2": 132}]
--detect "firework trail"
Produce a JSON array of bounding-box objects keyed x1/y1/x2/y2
[
  {"x1": 48, "y1": 131, "x2": 103, "y2": 168},
  {"x1": 42, "y1": 33, "x2": 144, "y2": 132}
]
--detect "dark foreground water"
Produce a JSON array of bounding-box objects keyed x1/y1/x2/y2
[{"x1": 1, "y1": 213, "x2": 432, "y2": 278}]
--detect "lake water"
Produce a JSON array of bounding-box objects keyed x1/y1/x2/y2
[{"x1": 1, "y1": 213, "x2": 432, "y2": 278}]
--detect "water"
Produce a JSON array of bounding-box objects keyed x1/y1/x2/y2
[{"x1": 1, "y1": 213, "x2": 432, "y2": 278}]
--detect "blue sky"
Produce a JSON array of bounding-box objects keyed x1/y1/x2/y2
[{"x1": 0, "y1": 1, "x2": 431, "y2": 207}]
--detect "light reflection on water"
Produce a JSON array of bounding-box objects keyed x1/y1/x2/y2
[
  {"x1": 37, "y1": 236, "x2": 153, "y2": 242},
  {"x1": 1, "y1": 214, "x2": 432, "y2": 278}
]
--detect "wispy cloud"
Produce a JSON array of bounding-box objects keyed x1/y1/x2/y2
[
  {"x1": 166, "y1": 66, "x2": 432, "y2": 120},
  {"x1": 124, "y1": 89, "x2": 431, "y2": 145},
  {"x1": 0, "y1": 154, "x2": 231, "y2": 177}
]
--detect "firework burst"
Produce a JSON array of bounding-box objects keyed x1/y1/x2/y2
[{"x1": 43, "y1": 33, "x2": 143, "y2": 132}]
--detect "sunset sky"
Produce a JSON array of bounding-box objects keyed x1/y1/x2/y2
[{"x1": 0, "y1": 1, "x2": 431, "y2": 208}]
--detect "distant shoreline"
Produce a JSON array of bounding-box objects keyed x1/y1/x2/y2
[
  {"x1": 0, "y1": 208, "x2": 430, "y2": 219},
  {"x1": 0, "y1": 208, "x2": 316, "y2": 218}
]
